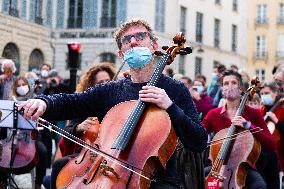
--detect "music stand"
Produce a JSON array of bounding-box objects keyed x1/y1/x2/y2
[{"x1": 0, "y1": 100, "x2": 37, "y2": 189}]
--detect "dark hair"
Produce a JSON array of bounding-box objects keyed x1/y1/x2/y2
[
  {"x1": 181, "y1": 76, "x2": 192, "y2": 85},
  {"x1": 221, "y1": 70, "x2": 243, "y2": 86},
  {"x1": 217, "y1": 64, "x2": 226, "y2": 74},
  {"x1": 263, "y1": 82, "x2": 279, "y2": 93},
  {"x1": 195, "y1": 74, "x2": 207, "y2": 84},
  {"x1": 40, "y1": 63, "x2": 51, "y2": 70}
]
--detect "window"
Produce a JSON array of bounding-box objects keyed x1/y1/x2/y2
[
  {"x1": 100, "y1": 53, "x2": 116, "y2": 63},
  {"x1": 2, "y1": 43, "x2": 20, "y2": 75},
  {"x1": 2, "y1": 0, "x2": 18, "y2": 17},
  {"x1": 196, "y1": 12, "x2": 203, "y2": 43},
  {"x1": 214, "y1": 18, "x2": 220, "y2": 48},
  {"x1": 29, "y1": 0, "x2": 43, "y2": 24},
  {"x1": 256, "y1": 35, "x2": 266, "y2": 57},
  {"x1": 100, "y1": 0, "x2": 117, "y2": 28},
  {"x1": 178, "y1": 55, "x2": 185, "y2": 75},
  {"x1": 180, "y1": 6, "x2": 187, "y2": 35},
  {"x1": 83, "y1": 0, "x2": 98, "y2": 28},
  {"x1": 68, "y1": 0, "x2": 83, "y2": 28},
  {"x1": 45, "y1": 0, "x2": 52, "y2": 26},
  {"x1": 21, "y1": 0, "x2": 27, "y2": 19},
  {"x1": 233, "y1": 0, "x2": 238, "y2": 11},
  {"x1": 277, "y1": 35, "x2": 284, "y2": 58},
  {"x1": 195, "y1": 57, "x2": 202, "y2": 76},
  {"x1": 256, "y1": 69, "x2": 265, "y2": 81},
  {"x1": 155, "y1": 0, "x2": 165, "y2": 32},
  {"x1": 215, "y1": 0, "x2": 221, "y2": 5},
  {"x1": 278, "y1": 3, "x2": 284, "y2": 24},
  {"x1": 256, "y1": 4, "x2": 267, "y2": 24},
  {"x1": 29, "y1": 49, "x2": 44, "y2": 71},
  {"x1": 56, "y1": 1, "x2": 65, "y2": 28},
  {"x1": 232, "y1": 24, "x2": 237, "y2": 52}
]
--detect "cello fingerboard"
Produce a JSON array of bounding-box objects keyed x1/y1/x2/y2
[{"x1": 111, "y1": 54, "x2": 171, "y2": 150}]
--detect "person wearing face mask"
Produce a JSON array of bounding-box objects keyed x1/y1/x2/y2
[
  {"x1": 273, "y1": 68, "x2": 284, "y2": 94},
  {"x1": 18, "y1": 19, "x2": 207, "y2": 189},
  {"x1": 34, "y1": 63, "x2": 52, "y2": 95},
  {"x1": 0, "y1": 76, "x2": 48, "y2": 189},
  {"x1": 259, "y1": 82, "x2": 284, "y2": 174},
  {"x1": 189, "y1": 79, "x2": 212, "y2": 121},
  {"x1": 0, "y1": 59, "x2": 17, "y2": 100},
  {"x1": 203, "y1": 70, "x2": 279, "y2": 189},
  {"x1": 207, "y1": 64, "x2": 226, "y2": 108}
]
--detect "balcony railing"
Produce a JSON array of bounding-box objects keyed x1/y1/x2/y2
[
  {"x1": 53, "y1": 28, "x2": 116, "y2": 39},
  {"x1": 254, "y1": 51, "x2": 268, "y2": 60},
  {"x1": 100, "y1": 16, "x2": 117, "y2": 28},
  {"x1": 255, "y1": 18, "x2": 268, "y2": 25}
]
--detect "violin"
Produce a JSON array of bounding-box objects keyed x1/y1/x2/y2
[
  {"x1": 206, "y1": 77, "x2": 262, "y2": 189},
  {"x1": 53, "y1": 33, "x2": 192, "y2": 189}
]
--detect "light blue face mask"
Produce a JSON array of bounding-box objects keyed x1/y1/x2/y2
[
  {"x1": 261, "y1": 94, "x2": 274, "y2": 106},
  {"x1": 193, "y1": 86, "x2": 204, "y2": 93},
  {"x1": 123, "y1": 47, "x2": 152, "y2": 69}
]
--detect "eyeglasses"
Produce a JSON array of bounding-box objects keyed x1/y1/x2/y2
[{"x1": 120, "y1": 32, "x2": 150, "y2": 45}]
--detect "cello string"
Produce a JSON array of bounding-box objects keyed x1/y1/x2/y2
[
  {"x1": 36, "y1": 118, "x2": 154, "y2": 181},
  {"x1": 207, "y1": 127, "x2": 263, "y2": 147},
  {"x1": 15, "y1": 103, "x2": 154, "y2": 179},
  {"x1": 210, "y1": 127, "x2": 263, "y2": 172}
]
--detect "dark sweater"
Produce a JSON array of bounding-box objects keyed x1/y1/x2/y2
[{"x1": 38, "y1": 75, "x2": 207, "y2": 188}]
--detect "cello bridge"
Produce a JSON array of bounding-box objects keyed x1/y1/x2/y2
[{"x1": 99, "y1": 164, "x2": 120, "y2": 180}]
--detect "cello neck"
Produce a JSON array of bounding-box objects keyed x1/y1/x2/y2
[
  {"x1": 212, "y1": 92, "x2": 250, "y2": 172},
  {"x1": 111, "y1": 54, "x2": 171, "y2": 151}
]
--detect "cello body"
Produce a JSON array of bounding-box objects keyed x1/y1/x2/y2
[
  {"x1": 207, "y1": 128, "x2": 261, "y2": 189},
  {"x1": 0, "y1": 130, "x2": 38, "y2": 175},
  {"x1": 66, "y1": 101, "x2": 177, "y2": 189},
  {"x1": 56, "y1": 118, "x2": 100, "y2": 188}
]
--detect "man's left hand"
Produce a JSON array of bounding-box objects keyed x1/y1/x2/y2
[{"x1": 139, "y1": 86, "x2": 173, "y2": 110}]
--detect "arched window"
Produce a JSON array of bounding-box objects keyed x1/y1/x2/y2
[
  {"x1": 28, "y1": 49, "x2": 44, "y2": 71},
  {"x1": 2, "y1": 43, "x2": 20, "y2": 75},
  {"x1": 100, "y1": 52, "x2": 116, "y2": 63}
]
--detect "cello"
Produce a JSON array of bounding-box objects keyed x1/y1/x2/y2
[
  {"x1": 265, "y1": 97, "x2": 284, "y2": 141},
  {"x1": 54, "y1": 33, "x2": 192, "y2": 189},
  {"x1": 0, "y1": 103, "x2": 38, "y2": 175},
  {"x1": 55, "y1": 117, "x2": 100, "y2": 188},
  {"x1": 206, "y1": 77, "x2": 262, "y2": 189}
]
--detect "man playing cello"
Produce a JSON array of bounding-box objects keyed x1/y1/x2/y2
[{"x1": 19, "y1": 19, "x2": 208, "y2": 189}]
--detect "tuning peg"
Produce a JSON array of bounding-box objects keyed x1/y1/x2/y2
[
  {"x1": 154, "y1": 51, "x2": 165, "y2": 56},
  {"x1": 162, "y1": 46, "x2": 169, "y2": 50}
]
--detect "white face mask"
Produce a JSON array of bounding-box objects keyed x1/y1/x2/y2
[
  {"x1": 41, "y1": 70, "x2": 49, "y2": 78},
  {"x1": 16, "y1": 85, "x2": 29, "y2": 96}
]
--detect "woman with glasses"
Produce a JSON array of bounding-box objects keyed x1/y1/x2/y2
[{"x1": 19, "y1": 19, "x2": 207, "y2": 189}]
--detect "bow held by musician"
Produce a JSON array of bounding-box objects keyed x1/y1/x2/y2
[{"x1": 18, "y1": 19, "x2": 208, "y2": 189}]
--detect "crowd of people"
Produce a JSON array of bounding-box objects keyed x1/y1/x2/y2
[{"x1": 0, "y1": 18, "x2": 283, "y2": 189}]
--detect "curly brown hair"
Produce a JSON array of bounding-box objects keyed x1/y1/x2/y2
[
  {"x1": 114, "y1": 18, "x2": 157, "y2": 49},
  {"x1": 76, "y1": 63, "x2": 116, "y2": 92}
]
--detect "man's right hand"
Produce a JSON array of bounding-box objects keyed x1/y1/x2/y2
[{"x1": 18, "y1": 99, "x2": 47, "y2": 121}]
